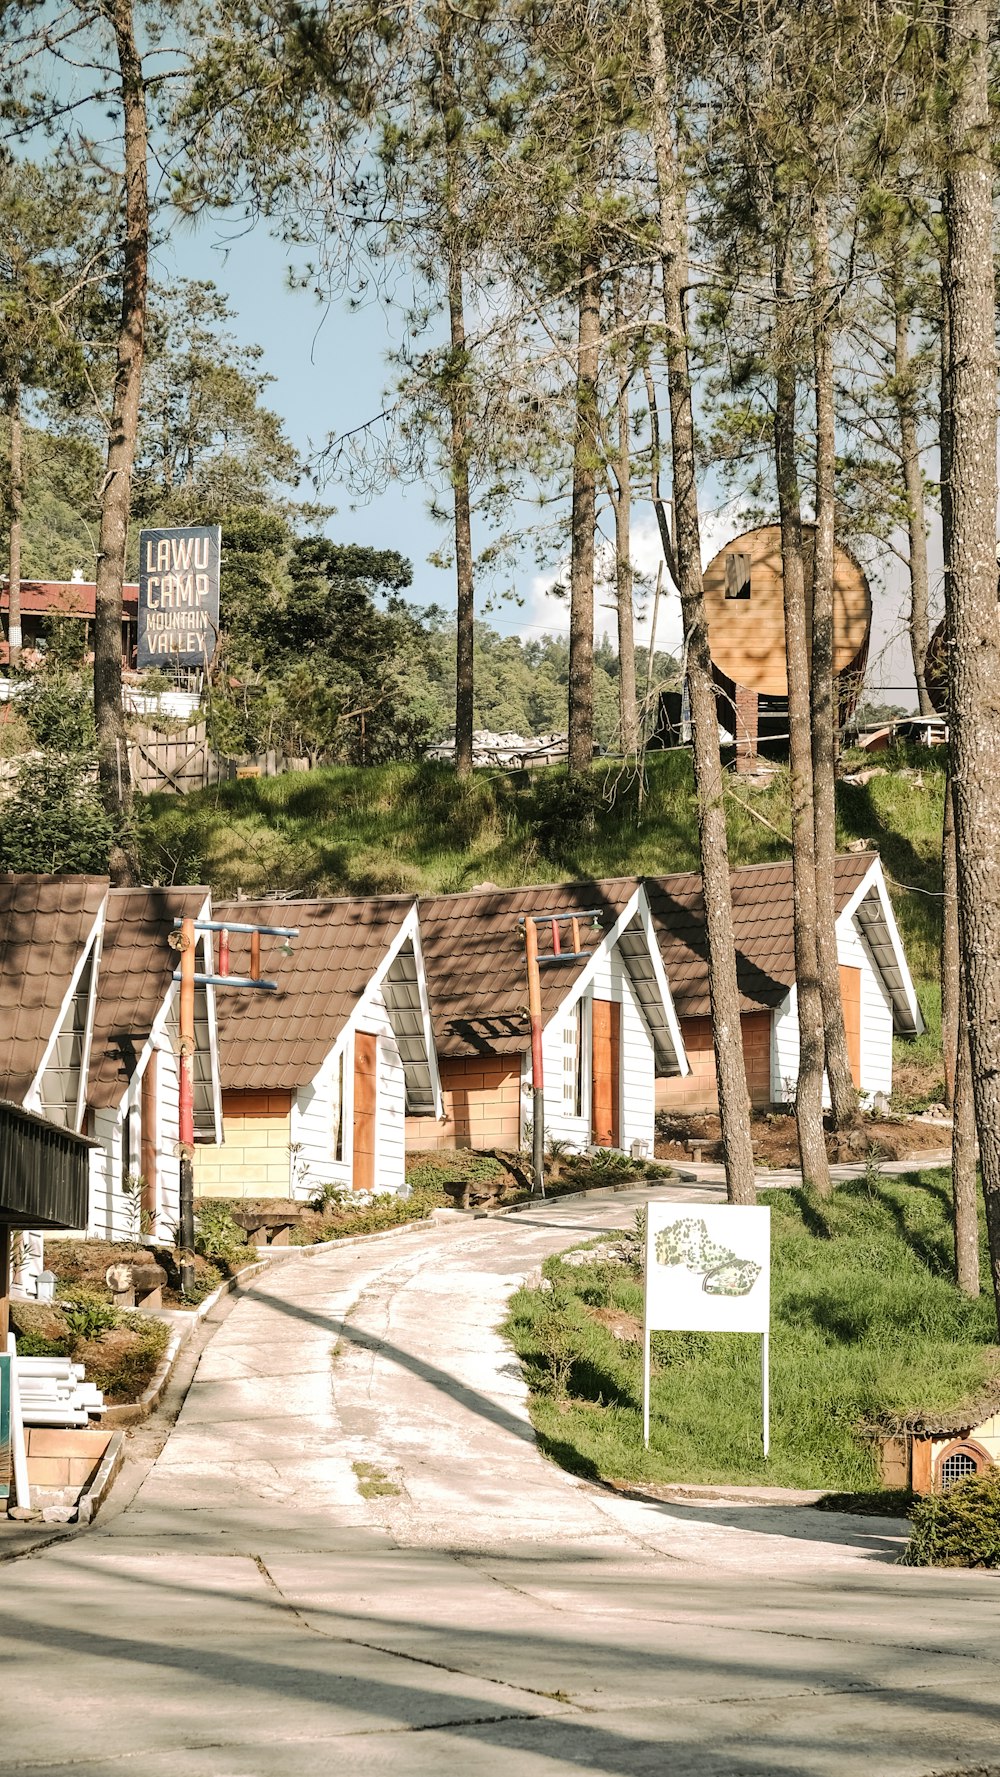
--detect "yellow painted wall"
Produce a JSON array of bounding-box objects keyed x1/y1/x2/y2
[{"x1": 194, "y1": 1090, "x2": 293, "y2": 1199}]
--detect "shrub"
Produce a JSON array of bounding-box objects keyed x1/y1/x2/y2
[
  {"x1": 901, "y1": 1468, "x2": 1000, "y2": 1568},
  {"x1": 404, "y1": 1152, "x2": 503, "y2": 1194},
  {"x1": 181, "y1": 1263, "x2": 224, "y2": 1306},
  {"x1": 194, "y1": 1200, "x2": 250, "y2": 1268},
  {"x1": 60, "y1": 1288, "x2": 119, "y2": 1341}
]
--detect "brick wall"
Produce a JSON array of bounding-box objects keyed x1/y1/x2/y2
[
  {"x1": 656, "y1": 1011, "x2": 773, "y2": 1113},
  {"x1": 194, "y1": 1089, "x2": 293, "y2": 1198},
  {"x1": 405, "y1": 1054, "x2": 523, "y2": 1151}
]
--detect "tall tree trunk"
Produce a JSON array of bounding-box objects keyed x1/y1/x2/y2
[
  {"x1": 941, "y1": 768, "x2": 959, "y2": 1108},
  {"x1": 953, "y1": 965, "x2": 981, "y2": 1295},
  {"x1": 440, "y1": 32, "x2": 475, "y2": 781},
  {"x1": 775, "y1": 233, "x2": 832, "y2": 1196},
  {"x1": 644, "y1": 0, "x2": 756, "y2": 1206},
  {"x1": 6, "y1": 375, "x2": 22, "y2": 672},
  {"x1": 94, "y1": 0, "x2": 147, "y2": 882},
  {"x1": 810, "y1": 199, "x2": 859, "y2": 1131},
  {"x1": 893, "y1": 267, "x2": 934, "y2": 717},
  {"x1": 938, "y1": 266, "x2": 958, "y2": 1112},
  {"x1": 943, "y1": 769, "x2": 977, "y2": 1288},
  {"x1": 944, "y1": 0, "x2": 1000, "y2": 1331},
  {"x1": 567, "y1": 250, "x2": 600, "y2": 775},
  {"x1": 614, "y1": 355, "x2": 639, "y2": 755}
]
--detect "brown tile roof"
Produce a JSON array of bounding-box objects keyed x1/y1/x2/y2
[
  {"x1": 0, "y1": 873, "x2": 108, "y2": 1105},
  {"x1": 87, "y1": 886, "x2": 209, "y2": 1109},
  {"x1": 418, "y1": 879, "x2": 641, "y2": 1058},
  {"x1": 645, "y1": 854, "x2": 876, "y2": 1019},
  {"x1": 213, "y1": 896, "x2": 414, "y2": 1090}
]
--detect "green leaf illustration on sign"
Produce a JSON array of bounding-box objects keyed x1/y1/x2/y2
[{"x1": 654, "y1": 1217, "x2": 761, "y2": 1297}]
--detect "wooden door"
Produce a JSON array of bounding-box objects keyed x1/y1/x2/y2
[
  {"x1": 352, "y1": 1031, "x2": 378, "y2": 1192},
  {"x1": 839, "y1": 965, "x2": 862, "y2": 1088},
  {"x1": 591, "y1": 999, "x2": 621, "y2": 1148}
]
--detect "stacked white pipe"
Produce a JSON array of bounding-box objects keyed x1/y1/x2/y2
[{"x1": 17, "y1": 1357, "x2": 105, "y2": 1427}]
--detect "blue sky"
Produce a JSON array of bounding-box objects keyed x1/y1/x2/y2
[{"x1": 160, "y1": 212, "x2": 924, "y2": 703}]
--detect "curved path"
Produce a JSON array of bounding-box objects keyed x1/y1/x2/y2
[{"x1": 3, "y1": 1186, "x2": 999, "y2": 1777}]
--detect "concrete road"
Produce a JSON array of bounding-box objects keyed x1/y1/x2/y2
[{"x1": 3, "y1": 1186, "x2": 998, "y2": 1777}]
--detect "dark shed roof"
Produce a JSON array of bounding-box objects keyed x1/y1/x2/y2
[
  {"x1": 0, "y1": 873, "x2": 107, "y2": 1105},
  {"x1": 418, "y1": 878, "x2": 640, "y2": 1059},
  {"x1": 645, "y1": 855, "x2": 875, "y2": 1019},
  {"x1": 213, "y1": 896, "x2": 414, "y2": 1090}
]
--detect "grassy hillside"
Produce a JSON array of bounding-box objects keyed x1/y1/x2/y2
[
  {"x1": 505, "y1": 1176, "x2": 995, "y2": 1491},
  {"x1": 140, "y1": 745, "x2": 946, "y2": 1087}
]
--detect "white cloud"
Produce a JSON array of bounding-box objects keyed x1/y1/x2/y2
[{"x1": 514, "y1": 495, "x2": 755, "y2": 660}]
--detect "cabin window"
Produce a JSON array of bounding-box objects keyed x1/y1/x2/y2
[
  {"x1": 332, "y1": 1048, "x2": 345, "y2": 1163},
  {"x1": 725, "y1": 551, "x2": 752, "y2": 600}
]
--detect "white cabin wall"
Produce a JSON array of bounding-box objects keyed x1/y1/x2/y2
[
  {"x1": 87, "y1": 1105, "x2": 122, "y2": 1240},
  {"x1": 770, "y1": 914, "x2": 895, "y2": 1107},
  {"x1": 619, "y1": 964, "x2": 656, "y2": 1153},
  {"x1": 291, "y1": 983, "x2": 407, "y2": 1197},
  {"x1": 537, "y1": 944, "x2": 656, "y2": 1154},
  {"x1": 156, "y1": 1035, "x2": 181, "y2": 1235}
]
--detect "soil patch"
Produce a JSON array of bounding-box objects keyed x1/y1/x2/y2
[{"x1": 654, "y1": 1110, "x2": 951, "y2": 1170}]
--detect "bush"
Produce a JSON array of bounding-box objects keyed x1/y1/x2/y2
[
  {"x1": 181, "y1": 1263, "x2": 224, "y2": 1306},
  {"x1": 404, "y1": 1152, "x2": 504, "y2": 1194},
  {"x1": 194, "y1": 1200, "x2": 250, "y2": 1268},
  {"x1": 60, "y1": 1288, "x2": 119, "y2": 1341},
  {"x1": 901, "y1": 1468, "x2": 1000, "y2": 1568}
]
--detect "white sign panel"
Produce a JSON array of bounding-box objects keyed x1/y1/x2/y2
[
  {"x1": 642, "y1": 1203, "x2": 772, "y2": 1453},
  {"x1": 645, "y1": 1204, "x2": 770, "y2": 1334}
]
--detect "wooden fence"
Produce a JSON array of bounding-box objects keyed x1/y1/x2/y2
[{"x1": 128, "y1": 721, "x2": 308, "y2": 795}]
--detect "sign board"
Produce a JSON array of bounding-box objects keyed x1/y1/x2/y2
[
  {"x1": 643, "y1": 1203, "x2": 771, "y2": 1452},
  {"x1": 137, "y1": 525, "x2": 221, "y2": 668}
]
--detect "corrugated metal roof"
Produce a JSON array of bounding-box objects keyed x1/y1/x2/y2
[
  {"x1": 645, "y1": 855, "x2": 876, "y2": 1019},
  {"x1": 213, "y1": 895, "x2": 415, "y2": 1090},
  {"x1": 0, "y1": 579, "x2": 138, "y2": 616},
  {"x1": 0, "y1": 873, "x2": 108, "y2": 1106}
]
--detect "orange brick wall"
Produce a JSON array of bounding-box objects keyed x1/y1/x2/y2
[
  {"x1": 194, "y1": 1089, "x2": 293, "y2": 1197},
  {"x1": 406, "y1": 1054, "x2": 523, "y2": 1151},
  {"x1": 656, "y1": 1012, "x2": 773, "y2": 1113}
]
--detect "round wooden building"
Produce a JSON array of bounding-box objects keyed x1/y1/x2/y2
[{"x1": 702, "y1": 524, "x2": 872, "y2": 760}]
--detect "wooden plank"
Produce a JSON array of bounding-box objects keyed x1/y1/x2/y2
[
  {"x1": 839, "y1": 965, "x2": 862, "y2": 1087},
  {"x1": 591, "y1": 1000, "x2": 621, "y2": 1148},
  {"x1": 352, "y1": 1031, "x2": 378, "y2": 1193}
]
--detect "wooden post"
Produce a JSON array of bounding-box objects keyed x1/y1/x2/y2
[
  {"x1": 177, "y1": 917, "x2": 196, "y2": 1295},
  {"x1": 524, "y1": 917, "x2": 546, "y2": 1197},
  {"x1": 250, "y1": 929, "x2": 261, "y2": 983}
]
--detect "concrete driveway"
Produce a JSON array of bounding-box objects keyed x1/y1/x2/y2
[{"x1": 3, "y1": 1186, "x2": 999, "y2": 1777}]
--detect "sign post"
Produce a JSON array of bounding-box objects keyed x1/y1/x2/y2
[
  {"x1": 643, "y1": 1203, "x2": 771, "y2": 1455},
  {"x1": 137, "y1": 525, "x2": 221, "y2": 668}
]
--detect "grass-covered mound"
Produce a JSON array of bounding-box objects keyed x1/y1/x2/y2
[{"x1": 504, "y1": 1173, "x2": 998, "y2": 1492}]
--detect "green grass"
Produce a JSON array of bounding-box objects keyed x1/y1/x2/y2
[{"x1": 504, "y1": 1173, "x2": 998, "y2": 1492}]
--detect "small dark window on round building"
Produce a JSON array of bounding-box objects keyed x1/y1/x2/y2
[{"x1": 937, "y1": 1442, "x2": 987, "y2": 1490}]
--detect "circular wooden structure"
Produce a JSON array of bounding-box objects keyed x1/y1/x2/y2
[
  {"x1": 924, "y1": 588, "x2": 1000, "y2": 715},
  {"x1": 702, "y1": 524, "x2": 872, "y2": 698}
]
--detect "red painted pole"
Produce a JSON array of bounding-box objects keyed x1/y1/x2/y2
[
  {"x1": 551, "y1": 917, "x2": 561, "y2": 955},
  {"x1": 219, "y1": 927, "x2": 230, "y2": 977}
]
